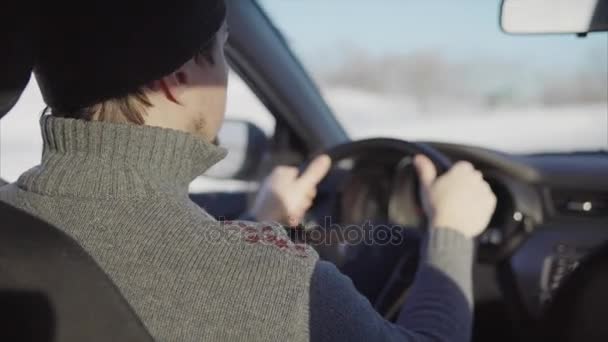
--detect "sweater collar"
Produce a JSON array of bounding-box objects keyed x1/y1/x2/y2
[{"x1": 18, "y1": 115, "x2": 228, "y2": 198}]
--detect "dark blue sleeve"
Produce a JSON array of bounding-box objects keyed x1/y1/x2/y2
[
  {"x1": 237, "y1": 212, "x2": 257, "y2": 222},
  {"x1": 309, "y1": 230, "x2": 473, "y2": 342}
]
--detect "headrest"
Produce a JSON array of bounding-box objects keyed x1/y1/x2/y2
[{"x1": 0, "y1": 2, "x2": 35, "y2": 119}]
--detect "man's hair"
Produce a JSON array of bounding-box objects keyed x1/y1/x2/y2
[{"x1": 51, "y1": 36, "x2": 218, "y2": 124}]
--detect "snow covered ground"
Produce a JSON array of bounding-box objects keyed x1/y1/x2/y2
[
  {"x1": 325, "y1": 87, "x2": 607, "y2": 153},
  {"x1": 1, "y1": 74, "x2": 606, "y2": 187}
]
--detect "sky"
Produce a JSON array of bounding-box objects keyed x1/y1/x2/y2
[{"x1": 258, "y1": 0, "x2": 608, "y2": 73}]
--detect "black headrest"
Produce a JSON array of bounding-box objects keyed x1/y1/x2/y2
[{"x1": 0, "y1": 2, "x2": 35, "y2": 119}]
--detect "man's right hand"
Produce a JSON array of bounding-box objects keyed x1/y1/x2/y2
[{"x1": 413, "y1": 155, "x2": 497, "y2": 238}]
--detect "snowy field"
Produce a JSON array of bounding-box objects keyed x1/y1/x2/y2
[
  {"x1": 1, "y1": 74, "x2": 606, "y2": 189},
  {"x1": 326, "y1": 87, "x2": 607, "y2": 153}
]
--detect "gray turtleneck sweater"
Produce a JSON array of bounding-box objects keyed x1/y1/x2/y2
[{"x1": 0, "y1": 115, "x2": 474, "y2": 342}]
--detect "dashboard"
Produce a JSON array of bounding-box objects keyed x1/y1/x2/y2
[
  {"x1": 430, "y1": 143, "x2": 608, "y2": 317},
  {"x1": 306, "y1": 141, "x2": 608, "y2": 319}
]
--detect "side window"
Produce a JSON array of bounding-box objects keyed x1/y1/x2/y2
[{"x1": 0, "y1": 70, "x2": 276, "y2": 192}]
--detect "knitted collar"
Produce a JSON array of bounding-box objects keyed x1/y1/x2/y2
[{"x1": 17, "y1": 115, "x2": 227, "y2": 198}]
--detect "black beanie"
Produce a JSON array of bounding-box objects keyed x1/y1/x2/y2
[{"x1": 32, "y1": 0, "x2": 226, "y2": 112}]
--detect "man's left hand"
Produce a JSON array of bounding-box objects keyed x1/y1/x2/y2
[{"x1": 249, "y1": 155, "x2": 332, "y2": 226}]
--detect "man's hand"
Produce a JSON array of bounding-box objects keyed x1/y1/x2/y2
[
  {"x1": 414, "y1": 154, "x2": 497, "y2": 238},
  {"x1": 250, "y1": 155, "x2": 332, "y2": 225}
]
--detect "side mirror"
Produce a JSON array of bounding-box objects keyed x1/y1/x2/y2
[
  {"x1": 501, "y1": 0, "x2": 608, "y2": 35},
  {"x1": 205, "y1": 119, "x2": 269, "y2": 181}
]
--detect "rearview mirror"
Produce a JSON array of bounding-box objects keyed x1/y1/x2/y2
[
  {"x1": 501, "y1": 0, "x2": 608, "y2": 35},
  {"x1": 205, "y1": 119, "x2": 269, "y2": 181}
]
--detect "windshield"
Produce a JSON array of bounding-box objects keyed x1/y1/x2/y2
[{"x1": 259, "y1": 0, "x2": 608, "y2": 154}]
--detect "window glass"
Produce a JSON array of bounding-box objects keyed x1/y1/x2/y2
[{"x1": 259, "y1": 0, "x2": 608, "y2": 153}]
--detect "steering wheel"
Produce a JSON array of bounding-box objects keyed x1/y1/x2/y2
[
  {"x1": 313, "y1": 138, "x2": 452, "y2": 226},
  {"x1": 324, "y1": 138, "x2": 452, "y2": 170},
  {"x1": 298, "y1": 138, "x2": 452, "y2": 317}
]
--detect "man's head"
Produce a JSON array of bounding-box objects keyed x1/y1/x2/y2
[
  {"x1": 143, "y1": 21, "x2": 230, "y2": 142},
  {"x1": 33, "y1": 0, "x2": 228, "y2": 142}
]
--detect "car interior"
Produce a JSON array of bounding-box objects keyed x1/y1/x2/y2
[{"x1": 1, "y1": 0, "x2": 607, "y2": 341}]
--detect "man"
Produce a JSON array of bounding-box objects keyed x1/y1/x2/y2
[{"x1": 0, "y1": 1, "x2": 496, "y2": 341}]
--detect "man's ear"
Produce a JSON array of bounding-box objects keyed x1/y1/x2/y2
[{"x1": 153, "y1": 70, "x2": 188, "y2": 105}]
